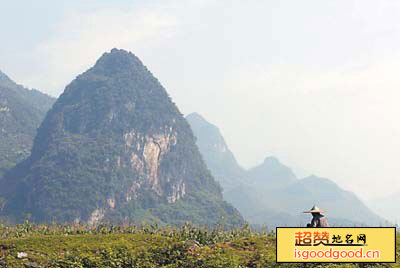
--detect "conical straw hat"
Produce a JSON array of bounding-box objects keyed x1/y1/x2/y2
[{"x1": 303, "y1": 205, "x2": 327, "y2": 213}]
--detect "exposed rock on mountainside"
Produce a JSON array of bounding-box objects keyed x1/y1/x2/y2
[
  {"x1": 0, "y1": 49, "x2": 243, "y2": 226},
  {"x1": 0, "y1": 70, "x2": 55, "y2": 176}
]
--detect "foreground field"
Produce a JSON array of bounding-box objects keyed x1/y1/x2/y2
[{"x1": 0, "y1": 222, "x2": 398, "y2": 267}]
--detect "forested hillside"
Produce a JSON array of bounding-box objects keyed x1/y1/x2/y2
[
  {"x1": 0, "y1": 70, "x2": 55, "y2": 176},
  {"x1": 0, "y1": 49, "x2": 243, "y2": 227}
]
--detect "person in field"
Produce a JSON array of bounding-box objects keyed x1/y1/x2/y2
[{"x1": 304, "y1": 205, "x2": 330, "y2": 227}]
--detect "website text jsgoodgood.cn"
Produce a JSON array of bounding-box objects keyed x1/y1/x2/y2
[{"x1": 294, "y1": 247, "x2": 380, "y2": 261}]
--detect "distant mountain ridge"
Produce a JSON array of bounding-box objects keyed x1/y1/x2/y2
[
  {"x1": 247, "y1": 156, "x2": 297, "y2": 189},
  {"x1": 187, "y1": 112, "x2": 388, "y2": 227},
  {"x1": 186, "y1": 113, "x2": 245, "y2": 191},
  {"x1": 0, "y1": 70, "x2": 55, "y2": 176},
  {"x1": 0, "y1": 49, "x2": 243, "y2": 226}
]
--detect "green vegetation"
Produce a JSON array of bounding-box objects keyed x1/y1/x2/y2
[
  {"x1": 0, "y1": 49, "x2": 243, "y2": 226},
  {"x1": 0, "y1": 222, "x2": 398, "y2": 267},
  {"x1": 0, "y1": 70, "x2": 55, "y2": 177}
]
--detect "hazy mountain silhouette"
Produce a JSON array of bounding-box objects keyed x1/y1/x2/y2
[
  {"x1": 188, "y1": 112, "x2": 388, "y2": 227},
  {"x1": 186, "y1": 113, "x2": 245, "y2": 192}
]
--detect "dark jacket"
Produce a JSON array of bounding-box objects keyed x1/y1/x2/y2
[{"x1": 309, "y1": 214, "x2": 329, "y2": 227}]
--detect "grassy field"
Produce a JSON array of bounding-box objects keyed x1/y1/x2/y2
[{"x1": 0, "y1": 222, "x2": 398, "y2": 267}]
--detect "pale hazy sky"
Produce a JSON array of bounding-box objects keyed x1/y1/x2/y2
[{"x1": 2, "y1": 0, "x2": 400, "y2": 200}]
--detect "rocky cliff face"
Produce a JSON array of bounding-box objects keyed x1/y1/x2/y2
[
  {"x1": 0, "y1": 49, "x2": 243, "y2": 226},
  {"x1": 0, "y1": 71, "x2": 55, "y2": 176}
]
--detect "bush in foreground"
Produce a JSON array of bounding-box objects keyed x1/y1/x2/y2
[{"x1": 0, "y1": 221, "x2": 398, "y2": 267}]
